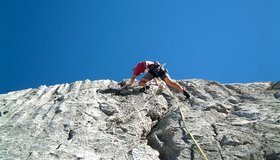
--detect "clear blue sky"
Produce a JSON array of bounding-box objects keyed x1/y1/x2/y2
[{"x1": 1, "y1": 0, "x2": 279, "y2": 93}]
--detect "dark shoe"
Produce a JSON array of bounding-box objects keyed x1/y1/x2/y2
[
  {"x1": 139, "y1": 86, "x2": 150, "y2": 92},
  {"x1": 183, "y1": 90, "x2": 190, "y2": 99}
]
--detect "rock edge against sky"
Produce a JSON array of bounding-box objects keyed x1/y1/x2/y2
[{"x1": 0, "y1": 79, "x2": 279, "y2": 160}]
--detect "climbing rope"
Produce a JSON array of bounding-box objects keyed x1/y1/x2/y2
[
  {"x1": 120, "y1": 82, "x2": 209, "y2": 159},
  {"x1": 164, "y1": 86, "x2": 209, "y2": 160}
]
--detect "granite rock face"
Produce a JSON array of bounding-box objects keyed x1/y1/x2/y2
[{"x1": 0, "y1": 79, "x2": 279, "y2": 160}]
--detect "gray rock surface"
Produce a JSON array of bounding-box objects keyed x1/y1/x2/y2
[{"x1": 0, "y1": 79, "x2": 279, "y2": 160}]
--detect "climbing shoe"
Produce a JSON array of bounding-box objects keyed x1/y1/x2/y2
[
  {"x1": 139, "y1": 86, "x2": 150, "y2": 92},
  {"x1": 183, "y1": 90, "x2": 190, "y2": 99}
]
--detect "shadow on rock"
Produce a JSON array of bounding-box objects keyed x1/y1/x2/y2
[
  {"x1": 268, "y1": 81, "x2": 280, "y2": 90},
  {"x1": 97, "y1": 87, "x2": 142, "y2": 96}
]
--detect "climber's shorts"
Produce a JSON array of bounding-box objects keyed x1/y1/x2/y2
[{"x1": 142, "y1": 70, "x2": 168, "y2": 81}]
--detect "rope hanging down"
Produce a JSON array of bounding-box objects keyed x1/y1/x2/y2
[{"x1": 164, "y1": 87, "x2": 209, "y2": 160}]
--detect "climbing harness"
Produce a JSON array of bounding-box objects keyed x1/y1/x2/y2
[
  {"x1": 164, "y1": 86, "x2": 209, "y2": 160},
  {"x1": 148, "y1": 62, "x2": 167, "y2": 78}
]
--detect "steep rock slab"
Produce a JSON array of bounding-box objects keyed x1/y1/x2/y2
[
  {"x1": 148, "y1": 80, "x2": 280, "y2": 160},
  {"x1": 0, "y1": 80, "x2": 166, "y2": 160},
  {"x1": 0, "y1": 79, "x2": 280, "y2": 160}
]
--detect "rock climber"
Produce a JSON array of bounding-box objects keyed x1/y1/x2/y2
[{"x1": 127, "y1": 61, "x2": 190, "y2": 99}]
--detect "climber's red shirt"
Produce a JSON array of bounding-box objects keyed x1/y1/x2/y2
[{"x1": 133, "y1": 61, "x2": 154, "y2": 76}]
